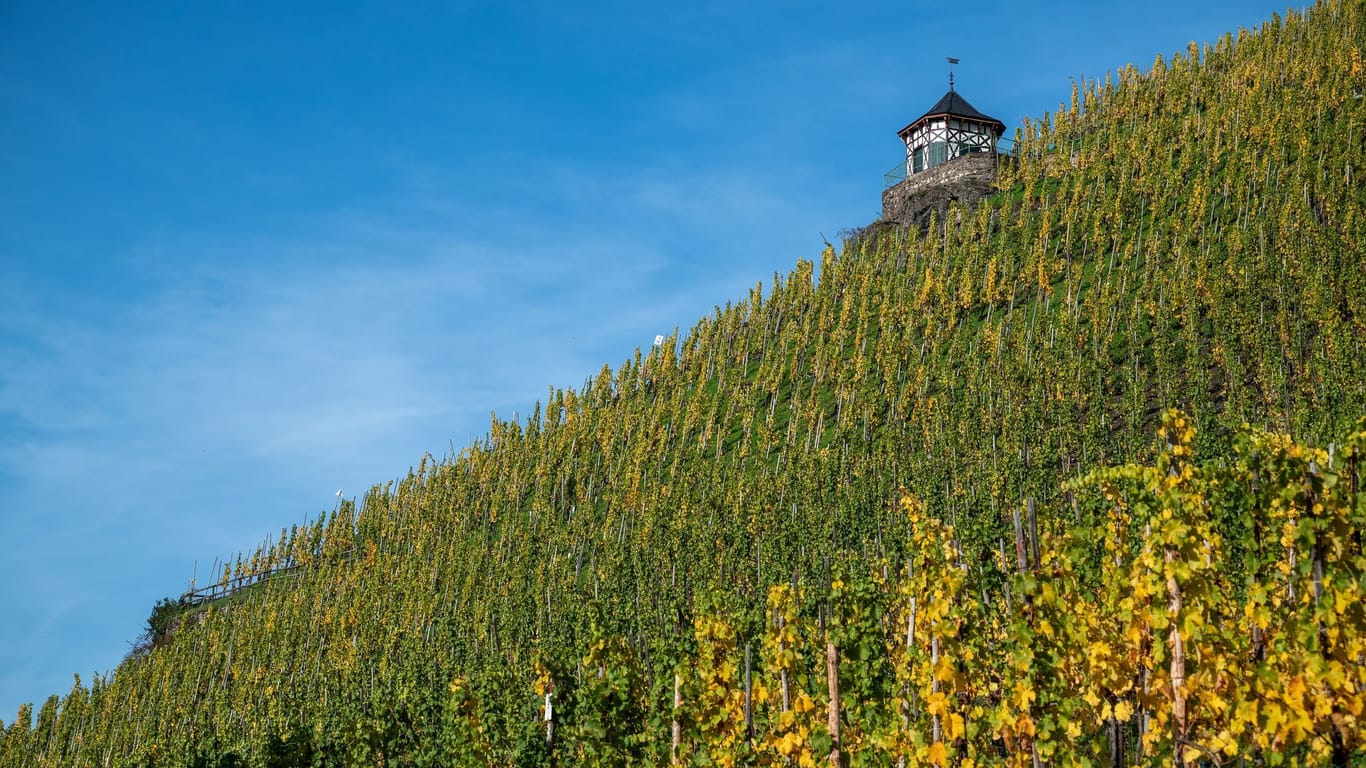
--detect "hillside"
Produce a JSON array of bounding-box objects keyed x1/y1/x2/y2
[{"x1": 3, "y1": 1, "x2": 1364, "y2": 765}]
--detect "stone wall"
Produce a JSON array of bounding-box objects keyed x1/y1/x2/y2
[{"x1": 880, "y1": 152, "x2": 999, "y2": 228}]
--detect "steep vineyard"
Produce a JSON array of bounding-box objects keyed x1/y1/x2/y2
[{"x1": 3, "y1": 1, "x2": 1364, "y2": 765}]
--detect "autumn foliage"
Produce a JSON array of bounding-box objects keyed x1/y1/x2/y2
[{"x1": 3, "y1": 0, "x2": 1365, "y2": 764}]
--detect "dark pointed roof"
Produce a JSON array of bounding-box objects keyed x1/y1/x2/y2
[{"x1": 898, "y1": 89, "x2": 1005, "y2": 138}]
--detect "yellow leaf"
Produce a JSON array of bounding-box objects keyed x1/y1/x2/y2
[
  {"x1": 1013, "y1": 682, "x2": 1037, "y2": 709},
  {"x1": 946, "y1": 713, "x2": 965, "y2": 740},
  {"x1": 926, "y1": 691, "x2": 950, "y2": 717}
]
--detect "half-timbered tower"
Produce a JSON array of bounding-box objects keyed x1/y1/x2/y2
[
  {"x1": 897, "y1": 86, "x2": 1005, "y2": 176},
  {"x1": 880, "y1": 72, "x2": 1007, "y2": 227}
]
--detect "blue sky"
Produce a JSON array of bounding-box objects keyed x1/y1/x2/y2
[{"x1": 0, "y1": 0, "x2": 1298, "y2": 720}]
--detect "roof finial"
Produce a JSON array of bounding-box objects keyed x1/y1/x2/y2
[{"x1": 947, "y1": 56, "x2": 959, "y2": 91}]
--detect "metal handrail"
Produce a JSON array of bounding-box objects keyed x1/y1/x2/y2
[
  {"x1": 178, "y1": 563, "x2": 304, "y2": 607},
  {"x1": 177, "y1": 546, "x2": 359, "y2": 607},
  {"x1": 884, "y1": 161, "x2": 908, "y2": 189},
  {"x1": 882, "y1": 136, "x2": 1018, "y2": 190}
]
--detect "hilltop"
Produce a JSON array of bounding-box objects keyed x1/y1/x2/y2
[{"x1": 2, "y1": 1, "x2": 1364, "y2": 765}]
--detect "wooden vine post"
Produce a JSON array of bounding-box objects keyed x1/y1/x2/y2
[
  {"x1": 1164, "y1": 442, "x2": 1188, "y2": 766},
  {"x1": 744, "y1": 643, "x2": 755, "y2": 745},
  {"x1": 1164, "y1": 541, "x2": 1187, "y2": 766},
  {"x1": 824, "y1": 557, "x2": 842, "y2": 768},
  {"x1": 898, "y1": 555, "x2": 916, "y2": 768},
  {"x1": 671, "y1": 672, "x2": 682, "y2": 766},
  {"x1": 827, "y1": 634, "x2": 841, "y2": 768},
  {"x1": 544, "y1": 679, "x2": 555, "y2": 749},
  {"x1": 930, "y1": 636, "x2": 942, "y2": 746},
  {"x1": 778, "y1": 609, "x2": 791, "y2": 712},
  {"x1": 1014, "y1": 501, "x2": 1043, "y2": 768}
]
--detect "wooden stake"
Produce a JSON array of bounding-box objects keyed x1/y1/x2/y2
[
  {"x1": 1012, "y1": 508, "x2": 1028, "y2": 573},
  {"x1": 1027, "y1": 497, "x2": 1040, "y2": 567},
  {"x1": 827, "y1": 637, "x2": 841, "y2": 768},
  {"x1": 899, "y1": 595, "x2": 914, "y2": 768},
  {"x1": 744, "y1": 643, "x2": 754, "y2": 744},
  {"x1": 544, "y1": 680, "x2": 555, "y2": 749},
  {"x1": 930, "y1": 635, "x2": 942, "y2": 745},
  {"x1": 1108, "y1": 705, "x2": 1124, "y2": 768},
  {"x1": 1165, "y1": 544, "x2": 1187, "y2": 766},
  {"x1": 778, "y1": 611, "x2": 791, "y2": 712},
  {"x1": 671, "y1": 673, "x2": 682, "y2": 765}
]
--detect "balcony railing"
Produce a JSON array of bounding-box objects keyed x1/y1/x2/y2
[
  {"x1": 884, "y1": 161, "x2": 909, "y2": 189},
  {"x1": 882, "y1": 137, "x2": 1015, "y2": 189}
]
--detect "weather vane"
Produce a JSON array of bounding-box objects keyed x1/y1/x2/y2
[{"x1": 947, "y1": 56, "x2": 960, "y2": 91}]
